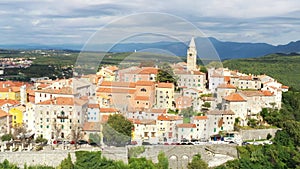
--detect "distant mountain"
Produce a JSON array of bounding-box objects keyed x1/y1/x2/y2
[
  {"x1": 109, "y1": 37, "x2": 300, "y2": 60},
  {"x1": 1, "y1": 37, "x2": 299, "y2": 60}
]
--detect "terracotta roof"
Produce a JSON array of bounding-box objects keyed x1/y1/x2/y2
[
  {"x1": 100, "y1": 81, "x2": 136, "y2": 88},
  {"x1": 100, "y1": 108, "x2": 118, "y2": 113},
  {"x1": 157, "y1": 83, "x2": 174, "y2": 88},
  {"x1": 97, "y1": 88, "x2": 136, "y2": 94},
  {"x1": 37, "y1": 84, "x2": 50, "y2": 89},
  {"x1": 217, "y1": 83, "x2": 236, "y2": 89},
  {"x1": 177, "y1": 123, "x2": 196, "y2": 128},
  {"x1": 224, "y1": 93, "x2": 246, "y2": 102},
  {"x1": 0, "y1": 109, "x2": 11, "y2": 118},
  {"x1": 36, "y1": 87, "x2": 74, "y2": 95},
  {"x1": 135, "y1": 96, "x2": 149, "y2": 101},
  {"x1": 149, "y1": 109, "x2": 167, "y2": 114},
  {"x1": 88, "y1": 104, "x2": 100, "y2": 108},
  {"x1": 157, "y1": 114, "x2": 182, "y2": 121},
  {"x1": 224, "y1": 76, "x2": 231, "y2": 83},
  {"x1": 240, "y1": 91, "x2": 264, "y2": 97},
  {"x1": 282, "y1": 86, "x2": 289, "y2": 89},
  {"x1": 239, "y1": 76, "x2": 252, "y2": 80},
  {"x1": 106, "y1": 66, "x2": 119, "y2": 72},
  {"x1": 138, "y1": 67, "x2": 158, "y2": 74},
  {"x1": 0, "y1": 99, "x2": 20, "y2": 106},
  {"x1": 82, "y1": 122, "x2": 101, "y2": 131},
  {"x1": 136, "y1": 81, "x2": 155, "y2": 86},
  {"x1": 130, "y1": 119, "x2": 156, "y2": 125},
  {"x1": 261, "y1": 90, "x2": 273, "y2": 96},
  {"x1": 37, "y1": 97, "x2": 87, "y2": 106},
  {"x1": 207, "y1": 110, "x2": 235, "y2": 115},
  {"x1": 0, "y1": 87, "x2": 20, "y2": 92},
  {"x1": 193, "y1": 116, "x2": 208, "y2": 120}
]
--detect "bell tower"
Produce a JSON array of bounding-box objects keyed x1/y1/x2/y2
[{"x1": 187, "y1": 37, "x2": 197, "y2": 71}]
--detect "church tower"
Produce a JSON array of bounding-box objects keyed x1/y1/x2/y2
[{"x1": 186, "y1": 37, "x2": 197, "y2": 71}]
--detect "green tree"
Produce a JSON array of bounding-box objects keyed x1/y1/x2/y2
[
  {"x1": 58, "y1": 153, "x2": 74, "y2": 169},
  {"x1": 156, "y1": 63, "x2": 178, "y2": 85},
  {"x1": 107, "y1": 114, "x2": 133, "y2": 137},
  {"x1": 35, "y1": 135, "x2": 47, "y2": 144},
  {"x1": 0, "y1": 159, "x2": 19, "y2": 169},
  {"x1": 156, "y1": 151, "x2": 168, "y2": 169},
  {"x1": 187, "y1": 154, "x2": 208, "y2": 169},
  {"x1": 103, "y1": 114, "x2": 133, "y2": 146},
  {"x1": 129, "y1": 158, "x2": 156, "y2": 169},
  {"x1": 1, "y1": 133, "x2": 12, "y2": 141}
]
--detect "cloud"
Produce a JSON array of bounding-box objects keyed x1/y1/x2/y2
[{"x1": 0, "y1": 0, "x2": 299, "y2": 46}]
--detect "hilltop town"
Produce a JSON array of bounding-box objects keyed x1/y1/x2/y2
[{"x1": 0, "y1": 38, "x2": 289, "y2": 150}]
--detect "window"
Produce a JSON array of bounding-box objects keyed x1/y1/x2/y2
[
  {"x1": 214, "y1": 128, "x2": 216, "y2": 132},
  {"x1": 137, "y1": 101, "x2": 139, "y2": 104},
  {"x1": 141, "y1": 88, "x2": 147, "y2": 92}
]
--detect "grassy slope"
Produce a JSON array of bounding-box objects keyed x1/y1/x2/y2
[{"x1": 223, "y1": 53, "x2": 300, "y2": 91}]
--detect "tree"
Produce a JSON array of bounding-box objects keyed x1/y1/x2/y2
[
  {"x1": 58, "y1": 153, "x2": 74, "y2": 169},
  {"x1": 129, "y1": 158, "x2": 156, "y2": 169},
  {"x1": 156, "y1": 151, "x2": 168, "y2": 169},
  {"x1": 156, "y1": 63, "x2": 178, "y2": 85},
  {"x1": 187, "y1": 154, "x2": 208, "y2": 169},
  {"x1": 1, "y1": 133, "x2": 12, "y2": 141},
  {"x1": 107, "y1": 114, "x2": 133, "y2": 137},
  {"x1": 35, "y1": 135, "x2": 47, "y2": 144},
  {"x1": 247, "y1": 118, "x2": 258, "y2": 128},
  {"x1": 103, "y1": 114, "x2": 133, "y2": 146},
  {"x1": 12, "y1": 124, "x2": 29, "y2": 143},
  {"x1": 70, "y1": 123, "x2": 83, "y2": 149},
  {"x1": 203, "y1": 102, "x2": 211, "y2": 108}
]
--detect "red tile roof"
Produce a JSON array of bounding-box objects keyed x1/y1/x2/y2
[
  {"x1": 88, "y1": 104, "x2": 100, "y2": 108},
  {"x1": 0, "y1": 109, "x2": 11, "y2": 118},
  {"x1": 157, "y1": 83, "x2": 174, "y2": 88},
  {"x1": 97, "y1": 88, "x2": 136, "y2": 94},
  {"x1": 82, "y1": 122, "x2": 101, "y2": 131},
  {"x1": 157, "y1": 114, "x2": 182, "y2": 121},
  {"x1": 138, "y1": 67, "x2": 158, "y2": 74},
  {"x1": 177, "y1": 123, "x2": 196, "y2": 128},
  {"x1": 224, "y1": 93, "x2": 246, "y2": 102},
  {"x1": 261, "y1": 90, "x2": 273, "y2": 96},
  {"x1": 217, "y1": 83, "x2": 236, "y2": 89},
  {"x1": 135, "y1": 96, "x2": 149, "y2": 101},
  {"x1": 136, "y1": 81, "x2": 155, "y2": 86},
  {"x1": 100, "y1": 108, "x2": 118, "y2": 113},
  {"x1": 0, "y1": 99, "x2": 20, "y2": 106},
  {"x1": 37, "y1": 97, "x2": 87, "y2": 106},
  {"x1": 193, "y1": 116, "x2": 208, "y2": 120},
  {"x1": 100, "y1": 81, "x2": 136, "y2": 88},
  {"x1": 282, "y1": 85, "x2": 289, "y2": 89}
]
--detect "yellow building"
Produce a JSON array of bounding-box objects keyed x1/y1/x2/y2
[
  {"x1": 96, "y1": 66, "x2": 118, "y2": 81},
  {"x1": 0, "y1": 87, "x2": 21, "y2": 101},
  {"x1": 9, "y1": 106, "x2": 25, "y2": 127}
]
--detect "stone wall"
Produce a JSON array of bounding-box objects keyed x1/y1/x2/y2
[
  {"x1": 136, "y1": 144, "x2": 238, "y2": 169},
  {"x1": 239, "y1": 128, "x2": 280, "y2": 141}
]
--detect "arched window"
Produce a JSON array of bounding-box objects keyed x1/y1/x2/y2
[{"x1": 141, "y1": 88, "x2": 147, "y2": 92}]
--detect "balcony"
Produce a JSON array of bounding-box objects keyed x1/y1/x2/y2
[{"x1": 57, "y1": 115, "x2": 69, "y2": 119}]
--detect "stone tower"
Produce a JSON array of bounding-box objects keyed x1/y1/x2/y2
[{"x1": 186, "y1": 37, "x2": 197, "y2": 71}]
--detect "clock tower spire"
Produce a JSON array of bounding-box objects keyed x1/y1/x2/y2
[{"x1": 187, "y1": 37, "x2": 197, "y2": 71}]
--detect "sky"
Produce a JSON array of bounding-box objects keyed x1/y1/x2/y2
[{"x1": 0, "y1": 0, "x2": 299, "y2": 47}]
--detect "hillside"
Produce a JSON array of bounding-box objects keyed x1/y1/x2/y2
[{"x1": 223, "y1": 53, "x2": 300, "y2": 91}]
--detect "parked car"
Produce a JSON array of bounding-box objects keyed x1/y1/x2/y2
[
  {"x1": 142, "y1": 142, "x2": 151, "y2": 145},
  {"x1": 242, "y1": 142, "x2": 250, "y2": 145},
  {"x1": 89, "y1": 142, "x2": 99, "y2": 146},
  {"x1": 77, "y1": 140, "x2": 88, "y2": 145}
]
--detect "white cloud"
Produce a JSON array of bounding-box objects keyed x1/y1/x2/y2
[{"x1": 0, "y1": 0, "x2": 299, "y2": 45}]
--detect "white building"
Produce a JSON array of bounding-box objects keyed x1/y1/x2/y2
[
  {"x1": 206, "y1": 110, "x2": 235, "y2": 137},
  {"x1": 35, "y1": 97, "x2": 88, "y2": 140},
  {"x1": 176, "y1": 123, "x2": 197, "y2": 141},
  {"x1": 87, "y1": 104, "x2": 100, "y2": 122},
  {"x1": 191, "y1": 116, "x2": 209, "y2": 141}
]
